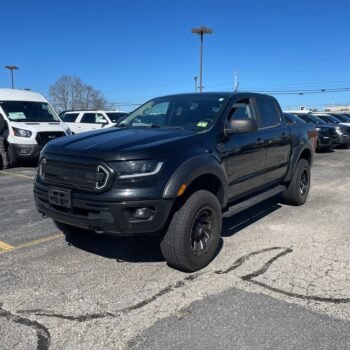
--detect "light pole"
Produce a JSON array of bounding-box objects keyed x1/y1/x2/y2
[
  {"x1": 191, "y1": 26, "x2": 213, "y2": 93},
  {"x1": 5, "y1": 65, "x2": 19, "y2": 89},
  {"x1": 194, "y1": 76, "x2": 198, "y2": 92}
]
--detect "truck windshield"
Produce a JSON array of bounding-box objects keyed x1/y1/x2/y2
[
  {"x1": 106, "y1": 112, "x2": 129, "y2": 123},
  {"x1": 0, "y1": 101, "x2": 60, "y2": 122},
  {"x1": 121, "y1": 94, "x2": 229, "y2": 131},
  {"x1": 297, "y1": 114, "x2": 326, "y2": 125}
]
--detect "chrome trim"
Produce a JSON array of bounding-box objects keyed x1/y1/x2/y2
[{"x1": 96, "y1": 165, "x2": 110, "y2": 190}]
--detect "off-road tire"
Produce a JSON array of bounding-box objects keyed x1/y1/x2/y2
[
  {"x1": 282, "y1": 159, "x2": 310, "y2": 206},
  {"x1": 160, "y1": 190, "x2": 222, "y2": 272}
]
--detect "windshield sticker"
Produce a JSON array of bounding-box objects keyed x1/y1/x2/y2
[
  {"x1": 9, "y1": 112, "x2": 26, "y2": 120},
  {"x1": 197, "y1": 121, "x2": 209, "y2": 128}
]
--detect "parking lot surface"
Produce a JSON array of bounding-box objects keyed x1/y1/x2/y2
[{"x1": 1, "y1": 150, "x2": 350, "y2": 349}]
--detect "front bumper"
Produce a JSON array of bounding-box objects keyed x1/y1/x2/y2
[
  {"x1": 317, "y1": 135, "x2": 339, "y2": 149},
  {"x1": 11, "y1": 143, "x2": 42, "y2": 159},
  {"x1": 34, "y1": 184, "x2": 174, "y2": 236},
  {"x1": 337, "y1": 133, "x2": 350, "y2": 146}
]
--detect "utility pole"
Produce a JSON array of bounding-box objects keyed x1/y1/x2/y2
[
  {"x1": 191, "y1": 26, "x2": 213, "y2": 93},
  {"x1": 5, "y1": 65, "x2": 19, "y2": 89},
  {"x1": 194, "y1": 76, "x2": 198, "y2": 92}
]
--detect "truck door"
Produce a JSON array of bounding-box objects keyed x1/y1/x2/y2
[
  {"x1": 80, "y1": 113, "x2": 108, "y2": 133},
  {"x1": 254, "y1": 97, "x2": 291, "y2": 184},
  {"x1": 220, "y1": 97, "x2": 267, "y2": 201}
]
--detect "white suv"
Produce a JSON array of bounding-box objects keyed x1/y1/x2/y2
[{"x1": 60, "y1": 110, "x2": 128, "y2": 134}]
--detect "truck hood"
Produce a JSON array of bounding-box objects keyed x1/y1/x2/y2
[
  {"x1": 10, "y1": 121, "x2": 69, "y2": 133},
  {"x1": 43, "y1": 127, "x2": 204, "y2": 160}
]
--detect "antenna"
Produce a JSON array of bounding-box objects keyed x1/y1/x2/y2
[{"x1": 234, "y1": 71, "x2": 239, "y2": 92}]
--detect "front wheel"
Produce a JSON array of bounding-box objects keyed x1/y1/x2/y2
[
  {"x1": 282, "y1": 159, "x2": 311, "y2": 206},
  {"x1": 160, "y1": 190, "x2": 222, "y2": 272}
]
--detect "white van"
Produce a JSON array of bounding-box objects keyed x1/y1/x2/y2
[{"x1": 0, "y1": 89, "x2": 71, "y2": 166}]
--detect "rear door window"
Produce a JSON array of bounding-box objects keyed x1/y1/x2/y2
[
  {"x1": 81, "y1": 113, "x2": 107, "y2": 124},
  {"x1": 61, "y1": 113, "x2": 79, "y2": 122}
]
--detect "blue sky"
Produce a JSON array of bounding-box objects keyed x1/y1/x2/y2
[{"x1": 1, "y1": 0, "x2": 350, "y2": 110}]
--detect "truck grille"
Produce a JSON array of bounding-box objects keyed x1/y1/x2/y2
[
  {"x1": 328, "y1": 128, "x2": 337, "y2": 136},
  {"x1": 40, "y1": 158, "x2": 113, "y2": 192},
  {"x1": 36, "y1": 132, "x2": 66, "y2": 146}
]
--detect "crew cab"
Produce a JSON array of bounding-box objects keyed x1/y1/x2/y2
[
  {"x1": 60, "y1": 110, "x2": 128, "y2": 134},
  {"x1": 34, "y1": 93, "x2": 316, "y2": 272}
]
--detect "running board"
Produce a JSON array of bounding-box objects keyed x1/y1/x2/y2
[{"x1": 222, "y1": 185, "x2": 286, "y2": 218}]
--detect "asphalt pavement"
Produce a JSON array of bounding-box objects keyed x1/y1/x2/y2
[{"x1": 0, "y1": 149, "x2": 350, "y2": 350}]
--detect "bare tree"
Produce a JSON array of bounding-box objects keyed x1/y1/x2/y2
[{"x1": 49, "y1": 75, "x2": 107, "y2": 112}]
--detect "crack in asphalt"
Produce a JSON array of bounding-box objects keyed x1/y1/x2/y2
[
  {"x1": 215, "y1": 246, "x2": 286, "y2": 274},
  {"x1": 0, "y1": 302, "x2": 50, "y2": 350},
  {"x1": 241, "y1": 248, "x2": 350, "y2": 304},
  {"x1": 4, "y1": 247, "x2": 350, "y2": 349},
  {"x1": 17, "y1": 278, "x2": 200, "y2": 323}
]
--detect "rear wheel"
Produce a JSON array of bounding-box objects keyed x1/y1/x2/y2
[
  {"x1": 282, "y1": 159, "x2": 311, "y2": 206},
  {"x1": 160, "y1": 190, "x2": 222, "y2": 272}
]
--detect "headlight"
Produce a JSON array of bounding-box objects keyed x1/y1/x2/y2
[
  {"x1": 38, "y1": 158, "x2": 46, "y2": 180},
  {"x1": 335, "y1": 126, "x2": 346, "y2": 134},
  {"x1": 112, "y1": 160, "x2": 163, "y2": 179},
  {"x1": 13, "y1": 127, "x2": 32, "y2": 138}
]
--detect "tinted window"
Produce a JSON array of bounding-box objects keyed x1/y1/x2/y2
[
  {"x1": 284, "y1": 113, "x2": 306, "y2": 124},
  {"x1": 81, "y1": 113, "x2": 107, "y2": 124},
  {"x1": 228, "y1": 99, "x2": 255, "y2": 121},
  {"x1": 317, "y1": 115, "x2": 338, "y2": 124},
  {"x1": 333, "y1": 114, "x2": 348, "y2": 122},
  {"x1": 256, "y1": 98, "x2": 280, "y2": 128},
  {"x1": 61, "y1": 113, "x2": 79, "y2": 122},
  {"x1": 297, "y1": 114, "x2": 326, "y2": 125},
  {"x1": 106, "y1": 112, "x2": 128, "y2": 123}
]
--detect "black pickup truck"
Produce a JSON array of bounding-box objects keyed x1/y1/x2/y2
[{"x1": 34, "y1": 93, "x2": 316, "y2": 271}]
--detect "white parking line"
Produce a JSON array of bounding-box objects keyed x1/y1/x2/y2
[{"x1": 0, "y1": 171, "x2": 35, "y2": 180}]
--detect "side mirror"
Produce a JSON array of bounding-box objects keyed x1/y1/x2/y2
[{"x1": 225, "y1": 118, "x2": 258, "y2": 135}]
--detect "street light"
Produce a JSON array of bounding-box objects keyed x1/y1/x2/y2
[
  {"x1": 191, "y1": 26, "x2": 213, "y2": 93},
  {"x1": 5, "y1": 65, "x2": 19, "y2": 89}
]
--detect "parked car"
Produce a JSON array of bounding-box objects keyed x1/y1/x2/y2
[
  {"x1": 313, "y1": 113, "x2": 350, "y2": 147},
  {"x1": 326, "y1": 113, "x2": 350, "y2": 124},
  {"x1": 0, "y1": 89, "x2": 71, "y2": 167},
  {"x1": 286, "y1": 112, "x2": 339, "y2": 151},
  {"x1": 34, "y1": 92, "x2": 316, "y2": 272},
  {"x1": 315, "y1": 113, "x2": 350, "y2": 127},
  {"x1": 60, "y1": 110, "x2": 128, "y2": 134}
]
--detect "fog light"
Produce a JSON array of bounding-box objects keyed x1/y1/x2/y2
[
  {"x1": 133, "y1": 207, "x2": 154, "y2": 219},
  {"x1": 18, "y1": 145, "x2": 34, "y2": 155}
]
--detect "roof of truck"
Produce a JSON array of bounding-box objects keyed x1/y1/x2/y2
[{"x1": 0, "y1": 89, "x2": 47, "y2": 103}]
